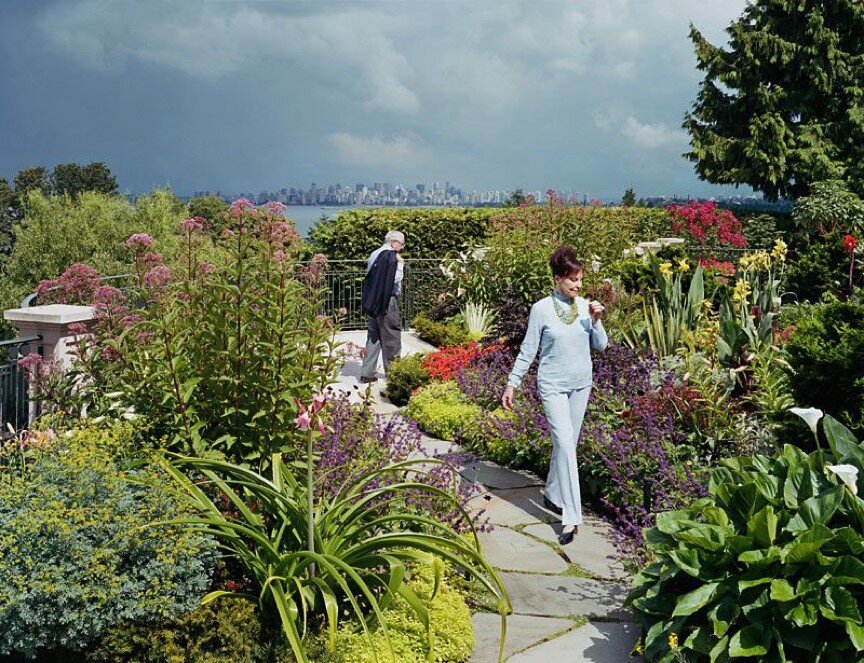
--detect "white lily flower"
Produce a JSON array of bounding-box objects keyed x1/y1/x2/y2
[
  {"x1": 591, "y1": 259, "x2": 601, "y2": 273},
  {"x1": 789, "y1": 407, "x2": 824, "y2": 435},
  {"x1": 826, "y1": 464, "x2": 859, "y2": 495}
]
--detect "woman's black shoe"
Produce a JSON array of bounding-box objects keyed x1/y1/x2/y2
[
  {"x1": 543, "y1": 496, "x2": 562, "y2": 515},
  {"x1": 558, "y1": 526, "x2": 577, "y2": 545}
]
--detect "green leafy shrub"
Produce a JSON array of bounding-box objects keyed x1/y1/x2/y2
[
  {"x1": 405, "y1": 382, "x2": 482, "y2": 440},
  {"x1": 332, "y1": 560, "x2": 474, "y2": 663},
  {"x1": 308, "y1": 208, "x2": 494, "y2": 261},
  {"x1": 385, "y1": 354, "x2": 430, "y2": 406},
  {"x1": 784, "y1": 300, "x2": 864, "y2": 432},
  {"x1": 46, "y1": 201, "x2": 339, "y2": 469},
  {"x1": 90, "y1": 600, "x2": 261, "y2": 663},
  {"x1": 0, "y1": 189, "x2": 184, "y2": 314},
  {"x1": 792, "y1": 179, "x2": 864, "y2": 236},
  {"x1": 0, "y1": 424, "x2": 215, "y2": 658},
  {"x1": 412, "y1": 314, "x2": 472, "y2": 347},
  {"x1": 784, "y1": 233, "x2": 855, "y2": 302},
  {"x1": 627, "y1": 415, "x2": 864, "y2": 661}
]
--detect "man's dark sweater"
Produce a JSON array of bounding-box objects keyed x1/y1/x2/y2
[{"x1": 361, "y1": 249, "x2": 399, "y2": 317}]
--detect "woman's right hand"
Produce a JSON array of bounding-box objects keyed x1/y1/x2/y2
[{"x1": 502, "y1": 386, "x2": 515, "y2": 411}]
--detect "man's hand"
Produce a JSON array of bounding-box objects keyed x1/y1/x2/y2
[
  {"x1": 502, "y1": 386, "x2": 515, "y2": 411},
  {"x1": 589, "y1": 300, "x2": 605, "y2": 323}
]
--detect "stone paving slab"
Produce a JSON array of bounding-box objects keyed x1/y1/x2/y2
[
  {"x1": 468, "y1": 486, "x2": 560, "y2": 526},
  {"x1": 477, "y1": 527, "x2": 569, "y2": 574},
  {"x1": 522, "y1": 520, "x2": 630, "y2": 580},
  {"x1": 508, "y1": 621, "x2": 642, "y2": 662},
  {"x1": 500, "y1": 572, "x2": 631, "y2": 620},
  {"x1": 468, "y1": 613, "x2": 574, "y2": 662},
  {"x1": 451, "y1": 455, "x2": 545, "y2": 490}
]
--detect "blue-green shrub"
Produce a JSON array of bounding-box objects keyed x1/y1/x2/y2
[{"x1": 0, "y1": 423, "x2": 215, "y2": 658}]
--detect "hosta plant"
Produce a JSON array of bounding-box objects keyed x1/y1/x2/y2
[
  {"x1": 158, "y1": 452, "x2": 509, "y2": 663},
  {"x1": 627, "y1": 413, "x2": 864, "y2": 662}
]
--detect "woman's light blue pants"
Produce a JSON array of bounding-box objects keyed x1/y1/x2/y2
[{"x1": 540, "y1": 386, "x2": 591, "y2": 527}]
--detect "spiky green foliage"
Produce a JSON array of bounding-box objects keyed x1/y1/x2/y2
[{"x1": 685, "y1": 0, "x2": 864, "y2": 200}]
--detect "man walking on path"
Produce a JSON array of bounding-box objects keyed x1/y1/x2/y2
[{"x1": 359, "y1": 230, "x2": 405, "y2": 382}]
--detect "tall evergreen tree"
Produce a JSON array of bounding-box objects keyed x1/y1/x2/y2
[
  {"x1": 622, "y1": 187, "x2": 637, "y2": 206},
  {"x1": 685, "y1": 0, "x2": 864, "y2": 200}
]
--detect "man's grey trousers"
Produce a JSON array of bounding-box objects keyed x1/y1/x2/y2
[{"x1": 360, "y1": 296, "x2": 402, "y2": 379}]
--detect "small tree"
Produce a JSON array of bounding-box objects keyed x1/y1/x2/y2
[
  {"x1": 622, "y1": 187, "x2": 637, "y2": 206},
  {"x1": 792, "y1": 179, "x2": 864, "y2": 236},
  {"x1": 504, "y1": 188, "x2": 529, "y2": 207}
]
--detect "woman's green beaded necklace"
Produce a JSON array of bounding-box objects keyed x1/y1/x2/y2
[{"x1": 552, "y1": 292, "x2": 581, "y2": 325}]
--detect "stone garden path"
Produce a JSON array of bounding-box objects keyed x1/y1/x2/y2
[{"x1": 334, "y1": 331, "x2": 642, "y2": 662}]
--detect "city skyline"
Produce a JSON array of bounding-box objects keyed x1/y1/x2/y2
[{"x1": 1, "y1": 0, "x2": 753, "y2": 200}]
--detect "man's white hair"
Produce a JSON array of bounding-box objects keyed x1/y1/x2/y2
[{"x1": 385, "y1": 230, "x2": 405, "y2": 244}]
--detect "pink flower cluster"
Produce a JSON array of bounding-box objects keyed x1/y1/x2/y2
[
  {"x1": 125, "y1": 233, "x2": 155, "y2": 251},
  {"x1": 294, "y1": 393, "x2": 328, "y2": 433},
  {"x1": 179, "y1": 216, "x2": 206, "y2": 233},
  {"x1": 667, "y1": 201, "x2": 747, "y2": 248},
  {"x1": 698, "y1": 257, "x2": 737, "y2": 276}
]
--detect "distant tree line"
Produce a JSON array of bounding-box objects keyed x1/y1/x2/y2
[{"x1": 0, "y1": 162, "x2": 119, "y2": 253}]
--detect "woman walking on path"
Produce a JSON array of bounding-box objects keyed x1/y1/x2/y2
[{"x1": 502, "y1": 246, "x2": 607, "y2": 545}]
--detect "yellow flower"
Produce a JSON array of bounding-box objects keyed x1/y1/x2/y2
[
  {"x1": 772, "y1": 238, "x2": 788, "y2": 262},
  {"x1": 668, "y1": 632, "x2": 679, "y2": 649},
  {"x1": 732, "y1": 279, "x2": 751, "y2": 303},
  {"x1": 678, "y1": 259, "x2": 690, "y2": 272},
  {"x1": 658, "y1": 261, "x2": 673, "y2": 277}
]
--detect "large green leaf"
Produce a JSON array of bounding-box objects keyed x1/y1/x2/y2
[
  {"x1": 770, "y1": 579, "x2": 796, "y2": 602},
  {"x1": 846, "y1": 621, "x2": 864, "y2": 652},
  {"x1": 728, "y1": 625, "x2": 771, "y2": 658},
  {"x1": 786, "y1": 487, "x2": 845, "y2": 532},
  {"x1": 781, "y1": 523, "x2": 835, "y2": 564},
  {"x1": 673, "y1": 582, "x2": 722, "y2": 617},
  {"x1": 783, "y1": 463, "x2": 815, "y2": 510},
  {"x1": 708, "y1": 595, "x2": 740, "y2": 638},
  {"x1": 747, "y1": 505, "x2": 779, "y2": 547},
  {"x1": 821, "y1": 586, "x2": 862, "y2": 624},
  {"x1": 826, "y1": 555, "x2": 864, "y2": 586},
  {"x1": 823, "y1": 415, "x2": 864, "y2": 466},
  {"x1": 675, "y1": 524, "x2": 728, "y2": 552}
]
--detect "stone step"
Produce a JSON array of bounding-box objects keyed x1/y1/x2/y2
[
  {"x1": 499, "y1": 572, "x2": 631, "y2": 620},
  {"x1": 508, "y1": 621, "x2": 643, "y2": 662},
  {"x1": 468, "y1": 613, "x2": 575, "y2": 662}
]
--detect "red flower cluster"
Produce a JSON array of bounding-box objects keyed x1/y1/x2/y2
[
  {"x1": 422, "y1": 343, "x2": 498, "y2": 382},
  {"x1": 698, "y1": 257, "x2": 737, "y2": 276},
  {"x1": 667, "y1": 201, "x2": 747, "y2": 248},
  {"x1": 845, "y1": 234, "x2": 858, "y2": 254}
]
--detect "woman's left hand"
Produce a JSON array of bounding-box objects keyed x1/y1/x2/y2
[{"x1": 589, "y1": 300, "x2": 605, "y2": 323}]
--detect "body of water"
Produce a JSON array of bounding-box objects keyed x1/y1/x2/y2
[{"x1": 282, "y1": 205, "x2": 457, "y2": 237}]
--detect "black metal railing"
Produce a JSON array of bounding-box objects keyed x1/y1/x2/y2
[
  {"x1": 0, "y1": 336, "x2": 42, "y2": 435},
  {"x1": 317, "y1": 258, "x2": 449, "y2": 330}
]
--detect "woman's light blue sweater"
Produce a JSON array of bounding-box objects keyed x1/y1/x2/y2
[{"x1": 507, "y1": 292, "x2": 608, "y2": 394}]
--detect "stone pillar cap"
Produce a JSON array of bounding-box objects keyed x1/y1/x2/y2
[{"x1": 4, "y1": 304, "x2": 96, "y2": 325}]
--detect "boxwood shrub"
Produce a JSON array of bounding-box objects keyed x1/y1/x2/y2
[{"x1": 385, "y1": 353, "x2": 430, "y2": 406}]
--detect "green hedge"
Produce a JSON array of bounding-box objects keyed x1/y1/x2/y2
[
  {"x1": 405, "y1": 382, "x2": 482, "y2": 441},
  {"x1": 308, "y1": 208, "x2": 495, "y2": 261}
]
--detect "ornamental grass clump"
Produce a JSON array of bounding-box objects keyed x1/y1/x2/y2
[{"x1": 627, "y1": 413, "x2": 864, "y2": 662}]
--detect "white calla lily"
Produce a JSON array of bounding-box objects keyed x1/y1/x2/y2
[
  {"x1": 826, "y1": 464, "x2": 859, "y2": 495},
  {"x1": 789, "y1": 407, "x2": 824, "y2": 435}
]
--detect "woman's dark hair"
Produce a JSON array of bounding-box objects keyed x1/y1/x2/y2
[{"x1": 549, "y1": 246, "x2": 584, "y2": 278}]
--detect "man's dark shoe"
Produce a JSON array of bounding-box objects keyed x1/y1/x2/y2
[
  {"x1": 359, "y1": 375, "x2": 379, "y2": 384},
  {"x1": 558, "y1": 526, "x2": 578, "y2": 545},
  {"x1": 543, "y1": 496, "x2": 563, "y2": 515}
]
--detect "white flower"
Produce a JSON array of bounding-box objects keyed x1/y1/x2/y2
[
  {"x1": 634, "y1": 246, "x2": 645, "y2": 256},
  {"x1": 471, "y1": 247, "x2": 488, "y2": 261},
  {"x1": 826, "y1": 464, "x2": 859, "y2": 495},
  {"x1": 789, "y1": 407, "x2": 824, "y2": 435},
  {"x1": 439, "y1": 264, "x2": 454, "y2": 280},
  {"x1": 591, "y1": 259, "x2": 601, "y2": 273}
]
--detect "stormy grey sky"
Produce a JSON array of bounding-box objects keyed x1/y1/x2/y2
[{"x1": 0, "y1": 0, "x2": 751, "y2": 198}]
